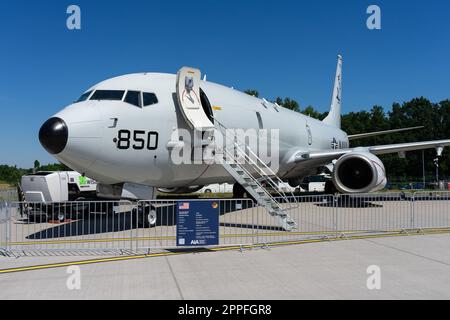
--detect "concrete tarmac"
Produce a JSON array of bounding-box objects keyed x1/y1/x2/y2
[{"x1": 1, "y1": 233, "x2": 450, "y2": 299}]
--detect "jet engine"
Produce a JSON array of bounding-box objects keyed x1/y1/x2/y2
[
  {"x1": 332, "y1": 152, "x2": 387, "y2": 193},
  {"x1": 158, "y1": 186, "x2": 204, "y2": 194}
]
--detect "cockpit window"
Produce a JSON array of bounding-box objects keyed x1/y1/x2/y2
[
  {"x1": 124, "y1": 91, "x2": 141, "y2": 107},
  {"x1": 76, "y1": 91, "x2": 93, "y2": 103},
  {"x1": 143, "y1": 92, "x2": 158, "y2": 106},
  {"x1": 90, "y1": 90, "x2": 125, "y2": 101}
]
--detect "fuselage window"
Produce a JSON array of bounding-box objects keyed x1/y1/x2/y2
[
  {"x1": 124, "y1": 91, "x2": 141, "y2": 107},
  {"x1": 76, "y1": 90, "x2": 93, "y2": 103},
  {"x1": 143, "y1": 92, "x2": 158, "y2": 106},
  {"x1": 90, "y1": 90, "x2": 125, "y2": 101}
]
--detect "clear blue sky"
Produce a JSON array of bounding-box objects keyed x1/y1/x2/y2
[{"x1": 1, "y1": 0, "x2": 449, "y2": 167}]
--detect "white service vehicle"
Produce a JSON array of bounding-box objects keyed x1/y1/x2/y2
[
  {"x1": 20, "y1": 171, "x2": 156, "y2": 226},
  {"x1": 19, "y1": 171, "x2": 102, "y2": 222},
  {"x1": 277, "y1": 182, "x2": 304, "y2": 193},
  {"x1": 302, "y1": 174, "x2": 331, "y2": 193},
  {"x1": 20, "y1": 171, "x2": 97, "y2": 203},
  {"x1": 196, "y1": 183, "x2": 234, "y2": 194}
]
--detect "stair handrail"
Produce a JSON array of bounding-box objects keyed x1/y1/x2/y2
[{"x1": 213, "y1": 118, "x2": 299, "y2": 208}]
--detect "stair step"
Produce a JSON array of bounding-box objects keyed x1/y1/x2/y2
[
  {"x1": 271, "y1": 212, "x2": 287, "y2": 218},
  {"x1": 219, "y1": 136, "x2": 297, "y2": 232}
]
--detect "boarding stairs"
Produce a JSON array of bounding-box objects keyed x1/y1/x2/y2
[
  {"x1": 214, "y1": 120, "x2": 298, "y2": 231},
  {"x1": 174, "y1": 66, "x2": 298, "y2": 231}
]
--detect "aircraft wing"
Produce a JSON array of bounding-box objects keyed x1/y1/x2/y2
[
  {"x1": 347, "y1": 126, "x2": 424, "y2": 140},
  {"x1": 289, "y1": 139, "x2": 450, "y2": 165}
]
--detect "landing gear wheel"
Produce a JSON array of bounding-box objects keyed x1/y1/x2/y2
[
  {"x1": 324, "y1": 181, "x2": 337, "y2": 195},
  {"x1": 233, "y1": 183, "x2": 256, "y2": 202},
  {"x1": 133, "y1": 205, "x2": 157, "y2": 228},
  {"x1": 55, "y1": 211, "x2": 66, "y2": 223},
  {"x1": 148, "y1": 208, "x2": 157, "y2": 226},
  {"x1": 233, "y1": 183, "x2": 245, "y2": 198}
]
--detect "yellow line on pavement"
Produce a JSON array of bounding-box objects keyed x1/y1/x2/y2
[
  {"x1": 4, "y1": 229, "x2": 412, "y2": 247},
  {"x1": 1, "y1": 228, "x2": 449, "y2": 275},
  {"x1": 0, "y1": 252, "x2": 189, "y2": 274}
]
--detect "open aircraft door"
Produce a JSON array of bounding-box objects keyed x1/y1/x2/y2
[{"x1": 176, "y1": 67, "x2": 215, "y2": 130}]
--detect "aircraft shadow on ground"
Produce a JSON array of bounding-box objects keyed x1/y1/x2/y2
[
  {"x1": 25, "y1": 200, "x2": 256, "y2": 240},
  {"x1": 315, "y1": 199, "x2": 383, "y2": 208},
  {"x1": 25, "y1": 210, "x2": 175, "y2": 240},
  {"x1": 220, "y1": 222, "x2": 284, "y2": 231},
  {"x1": 27, "y1": 212, "x2": 133, "y2": 240}
]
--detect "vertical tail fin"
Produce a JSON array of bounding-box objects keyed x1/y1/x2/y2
[{"x1": 323, "y1": 55, "x2": 343, "y2": 128}]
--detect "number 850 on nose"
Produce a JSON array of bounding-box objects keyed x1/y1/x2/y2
[{"x1": 114, "y1": 130, "x2": 159, "y2": 150}]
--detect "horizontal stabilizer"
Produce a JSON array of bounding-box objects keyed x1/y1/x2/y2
[{"x1": 348, "y1": 126, "x2": 424, "y2": 141}]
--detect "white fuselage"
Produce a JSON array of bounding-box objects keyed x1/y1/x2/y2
[{"x1": 49, "y1": 73, "x2": 348, "y2": 188}]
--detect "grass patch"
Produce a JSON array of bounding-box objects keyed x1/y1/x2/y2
[{"x1": 0, "y1": 183, "x2": 13, "y2": 190}]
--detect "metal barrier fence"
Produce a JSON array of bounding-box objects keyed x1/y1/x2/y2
[
  {"x1": 0, "y1": 201, "x2": 8, "y2": 252},
  {"x1": 0, "y1": 188, "x2": 17, "y2": 202},
  {"x1": 1, "y1": 192, "x2": 449, "y2": 256}
]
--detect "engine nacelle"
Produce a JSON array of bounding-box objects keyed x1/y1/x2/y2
[
  {"x1": 158, "y1": 186, "x2": 204, "y2": 194},
  {"x1": 332, "y1": 152, "x2": 387, "y2": 193}
]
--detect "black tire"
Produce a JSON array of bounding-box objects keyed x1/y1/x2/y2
[
  {"x1": 53, "y1": 210, "x2": 66, "y2": 223},
  {"x1": 233, "y1": 183, "x2": 245, "y2": 198},
  {"x1": 44, "y1": 204, "x2": 65, "y2": 222},
  {"x1": 132, "y1": 204, "x2": 157, "y2": 228},
  {"x1": 25, "y1": 204, "x2": 43, "y2": 223},
  {"x1": 138, "y1": 210, "x2": 149, "y2": 228},
  {"x1": 324, "y1": 181, "x2": 337, "y2": 195},
  {"x1": 233, "y1": 183, "x2": 256, "y2": 202}
]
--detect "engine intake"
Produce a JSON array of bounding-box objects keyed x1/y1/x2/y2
[{"x1": 332, "y1": 152, "x2": 387, "y2": 193}]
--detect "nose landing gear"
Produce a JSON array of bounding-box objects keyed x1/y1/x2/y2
[
  {"x1": 132, "y1": 204, "x2": 157, "y2": 228},
  {"x1": 233, "y1": 183, "x2": 256, "y2": 201}
]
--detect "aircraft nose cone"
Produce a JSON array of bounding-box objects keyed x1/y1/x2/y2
[{"x1": 39, "y1": 117, "x2": 68, "y2": 155}]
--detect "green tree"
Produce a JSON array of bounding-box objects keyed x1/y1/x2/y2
[
  {"x1": 301, "y1": 105, "x2": 325, "y2": 120},
  {"x1": 40, "y1": 162, "x2": 72, "y2": 171},
  {"x1": 0, "y1": 162, "x2": 73, "y2": 186},
  {"x1": 244, "y1": 90, "x2": 259, "y2": 98},
  {"x1": 34, "y1": 160, "x2": 40, "y2": 170},
  {"x1": 276, "y1": 97, "x2": 300, "y2": 112}
]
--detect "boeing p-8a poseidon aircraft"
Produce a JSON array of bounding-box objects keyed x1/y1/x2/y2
[{"x1": 39, "y1": 56, "x2": 450, "y2": 230}]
